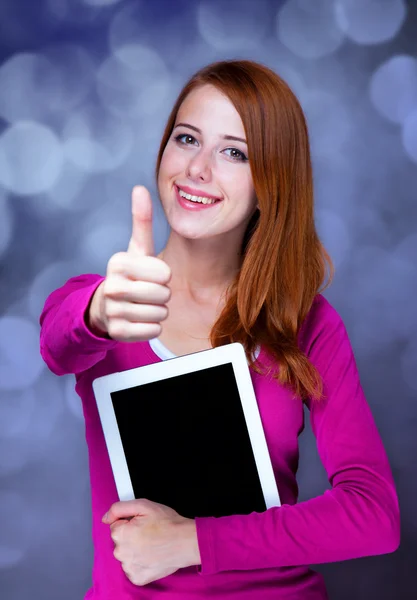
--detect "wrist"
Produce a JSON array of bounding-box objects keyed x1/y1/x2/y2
[
  {"x1": 86, "y1": 282, "x2": 109, "y2": 338},
  {"x1": 180, "y1": 518, "x2": 201, "y2": 567}
]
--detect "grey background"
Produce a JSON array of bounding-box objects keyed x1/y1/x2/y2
[{"x1": 0, "y1": 0, "x2": 416, "y2": 598}]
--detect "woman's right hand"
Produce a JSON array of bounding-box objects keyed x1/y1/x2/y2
[{"x1": 88, "y1": 186, "x2": 172, "y2": 342}]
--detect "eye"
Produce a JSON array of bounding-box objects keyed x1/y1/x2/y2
[
  {"x1": 175, "y1": 133, "x2": 198, "y2": 146},
  {"x1": 223, "y1": 147, "x2": 248, "y2": 162}
]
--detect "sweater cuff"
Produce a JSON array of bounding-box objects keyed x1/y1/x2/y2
[
  {"x1": 194, "y1": 516, "x2": 218, "y2": 575},
  {"x1": 69, "y1": 277, "x2": 119, "y2": 351}
]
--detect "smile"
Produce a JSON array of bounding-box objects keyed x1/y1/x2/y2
[
  {"x1": 175, "y1": 185, "x2": 223, "y2": 211},
  {"x1": 177, "y1": 187, "x2": 220, "y2": 205}
]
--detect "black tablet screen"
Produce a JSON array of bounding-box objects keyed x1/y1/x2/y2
[{"x1": 110, "y1": 363, "x2": 266, "y2": 518}]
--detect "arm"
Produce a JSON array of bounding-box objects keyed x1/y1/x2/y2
[
  {"x1": 39, "y1": 274, "x2": 118, "y2": 376},
  {"x1": 194, "y1": 298, "x2": 400, "y2": 574}
]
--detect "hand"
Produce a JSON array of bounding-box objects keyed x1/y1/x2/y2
[
  {"x1": 88, "y1": 186, "x2": 172, "y2": 342},
  {"x1": 102, "y1": 498, "x2": 201, "y2": 586}
]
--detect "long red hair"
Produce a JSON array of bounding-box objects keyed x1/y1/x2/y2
[{"x1": 155, "y1": 60, "x2": 334, "y2": 401}]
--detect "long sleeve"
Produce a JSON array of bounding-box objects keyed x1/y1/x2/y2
[
  {"x1": 194, "y1": 297, "x2": 400, "y2": 574},
  {"x1": 39, "y1": 273, "x2": 118, "y2": 376}
]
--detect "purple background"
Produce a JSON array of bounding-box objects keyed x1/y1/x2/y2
[{"x1": 0, "y1": 0, "x2": 416, "y2": 598}]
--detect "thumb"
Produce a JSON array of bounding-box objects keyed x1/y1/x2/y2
[
  {"x1": 127, "y1": 186, "x2": 155, "y2": 257},
  {"x1": 102, "y1": 499, "x2": 149, "y2": 524}
]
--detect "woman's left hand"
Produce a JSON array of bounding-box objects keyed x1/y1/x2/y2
[{"x1": 102, "y1": 498, "x2": 201, "y2": 586}]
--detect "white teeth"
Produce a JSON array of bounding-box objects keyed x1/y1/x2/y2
[{"x1": 178, "y1": 188, "x2": 218, "y2": 205}]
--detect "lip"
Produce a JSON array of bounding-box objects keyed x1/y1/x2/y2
[
  {"x1": 175, "y1": 184, "x2": 223, "y2": 201},
  {"x1": 175, "y1": 185, "x2": 222, "y2": 211}
]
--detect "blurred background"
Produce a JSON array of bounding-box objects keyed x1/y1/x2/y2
[{"x1": 0, "y1": 0, "x2": 416, "y2": 598}]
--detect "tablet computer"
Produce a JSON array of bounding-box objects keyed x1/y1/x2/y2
[{"x1": 92, "y1": 342, "x2": 281, "y2": 519}]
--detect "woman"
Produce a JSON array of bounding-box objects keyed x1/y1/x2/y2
[{"x1": 39, "y1": 60, "x2": 400, "y2": 599}]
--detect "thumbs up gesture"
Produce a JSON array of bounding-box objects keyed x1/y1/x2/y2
[{"x1": 88, "y1": 186, "x2": 172, "y2": 342}]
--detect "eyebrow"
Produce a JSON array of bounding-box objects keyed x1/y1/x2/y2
[{"x1": 174, "y1": 122, "x2": 247, "y2": 144}]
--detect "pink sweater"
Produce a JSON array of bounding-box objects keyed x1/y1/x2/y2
[{"x1": 39, "y1": 274, "x2": 400, "y2": 600}]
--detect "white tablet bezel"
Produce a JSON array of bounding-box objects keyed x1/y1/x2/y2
[{"x1": 92, "y1": 342, "x2": 281, "y2": 508}]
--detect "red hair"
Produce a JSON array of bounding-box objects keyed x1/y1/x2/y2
[{"x1": 155, "y1": 60, "x2": 334, "y2": 401}]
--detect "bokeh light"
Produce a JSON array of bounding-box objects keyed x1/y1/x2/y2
[
  {"x1": 369, "y1": 55, "x2": 417, "y2": 125},
  {"x1": 0, "y1": 317, "x2": 45, "y2": 391},
  {"x1": 277, "y1": 0, "x2": 345, "y2": 60},
  {"x1": 197, "y1": 0, "x2": 269, "y2": 51},
  {"x1": 74, "y1": 201, "x2": 131, "y2": 273},
  {"x1": 108, "y1": 1, "x2": 201, "y2": 71},
  {"x1": 24, "y1": 372, "x2": 65, "y2": 447},
  {"x1": 0, "y1": 121, "x2": 64, "y2": 195},
  {"x1": 96, "y1": 44, "x2": 171, "y2": 119},
  {"x1": 0, "y1": 46, "x2": 94, "y2": 124},
  {"x1": 0, "y1": 373, "x2": 65, "y2": 477},
  {"x1": 0, "y1": 491, "x2": 31, "y2": 568},
  {"x1": 62, "y1": 104, "x2": 134, "y2": 174},
  {"x1": 334, "y1": 0, "x2": 407, "y2": 45},
  {"x1": 28, "y1": 260, "x2": 82, "y2": 322},
  {"x1": 0, "y1": 389, "x2": 36, "y2": 439},
  {"x1": 0, "y1": 53, "x2": 59, "y2": 124},
  {"x1": 348, "y1": 245, "x2": 417, "y2": 350},
  {"x1": 43, "y1": 160, "x2": 89, "y2": 212},
  {"x1": 402, "y1": 109, "x2": 417, "y2": 164},
  {"x1": 40, "y1": 44, "x2": 96, "y2": 113},
  {"x1": 302, "y1": 91, "x2": 352, "y2": 163},
  {"x1": 315, "y1": 209, "x2": 351, "y2": 269}
]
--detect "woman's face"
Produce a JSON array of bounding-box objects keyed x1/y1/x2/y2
[{"x1": 157, "y1": 84, "x2": 258, "y2": 242}]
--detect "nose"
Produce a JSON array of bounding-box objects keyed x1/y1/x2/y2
[{"x1": 185, "y1": 148, "x2": 213, "y2": 183}]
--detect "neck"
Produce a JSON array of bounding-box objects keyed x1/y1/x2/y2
[{"x1": 159, "y1": 235, "x2": 242, "y2": 305}]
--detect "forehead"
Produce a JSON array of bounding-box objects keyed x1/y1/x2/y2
[{"x1": 176, "y1": 84, "x2": 245, "y2": 133}]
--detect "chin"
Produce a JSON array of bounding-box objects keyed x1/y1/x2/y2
[
  {"x1": 170, "y1": 224, "x2": 206, "y2": 239},
  {"x1": 172, "y1": 217, "x2": 216, "y2": 239}
]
